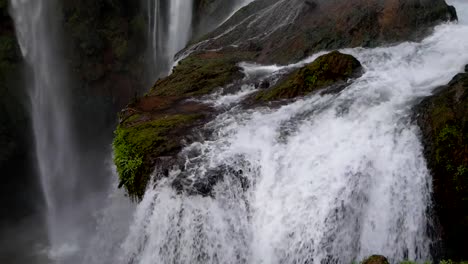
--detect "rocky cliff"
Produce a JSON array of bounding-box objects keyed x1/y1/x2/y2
[{"x1": 417, "y1": 68, "x2": 468, "y2": 260}]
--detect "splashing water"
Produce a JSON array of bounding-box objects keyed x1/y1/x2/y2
[{"x1": 116, "y1": 10, "x2": 468, "y2": 264}]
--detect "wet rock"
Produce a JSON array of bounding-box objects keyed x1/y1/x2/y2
[
  {"x1": 171, "y1": 165, "x2": 248, "y2": 197},
  {"x1": 151, "y1": 50, "x2": 254, "y2": 97},
  {"x1": 112, "y1": 108, "x2": 208, "y2": 200},
  {"x1": 196, "y1": 0, "x2": 457, "y2": 64},
  {"x1": 416, "y1": 72, "x2": 468, "y2": 259},
  {"x1": 193, "y1": 0, "x2": 242, "y2": 37},
  {"x1": 362, "y1": 255, "x2": 390, "y2": 264},
  {"x1": 255, "y1": 51, "x2": 362, "y2": 101}
]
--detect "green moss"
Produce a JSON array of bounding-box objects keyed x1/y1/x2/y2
[
  {"x1": 113, "y1": 114, "x2": 202, "y2": 199},
  {"x1": 256, "y1": 51, "x2": 362, "y2": 101},
  {"x1": 124, "y1": 113, "x2": 141, "y2": 124},
  {"x1": 150, "y1": 51, "x2": 254, "y2": 97}
]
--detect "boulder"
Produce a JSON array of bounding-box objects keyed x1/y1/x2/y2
[
  {"x1": 362, "y1": 255, "x2": 390, "y2": 264},
  {"x1": 113, "y1": 95, "x2": 213, "y2": 200},
  {"x1": 416, "y1": 72, "x2": 468, "y2": 259},
  {"x1": 255, "y1": 51, "x2": 363, "y2": 101}
]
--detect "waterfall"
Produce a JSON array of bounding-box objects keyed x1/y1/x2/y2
[
  {"x1": 146, "y1": 0, "x2": 193, "y2": 76},
  {"x1": 10, "y1": 0, "x2": 76, "y2": 249},
  {"x1": 114, "y1": 5, "x2": 468, "y2": 264},
  {"x1": 9, "y1": 0, "x2": 108, "y2": 261},
  {"x1": 6, "y1": 0, "x2": 468, "y2": 263}
]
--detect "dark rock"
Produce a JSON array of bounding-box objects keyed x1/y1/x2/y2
[
  {"x1": 465, "y1": 64, "x2": 468, "y2": 73},
  {"x1": 448, "y1": 5, "x2": 459, "y2": 21},
  {"x1": 193, "y1": 0, "x2": 457, "y2": 64},
  {"x1": 255, "y1": 51, "x2": 362, "y2": 101},
  {"x1": 416, "y1": 72, "x2": 468, "y2": 259},
  {"x1": 172, "y1": 164, "x2": 248, "y2": 197},
  {"x1": 192, "y1": 0, "x2": 242, "y2": 37},
  {"x1": 304, "y1": 1, "x2": 318, "y2": 10},
  {"x1": 362, "y1": 255, "x2": 390, "y2": 264}
]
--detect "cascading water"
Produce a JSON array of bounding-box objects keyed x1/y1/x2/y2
[
  {"x1": 6, "y1": 0, "x2": 468, "y2": 263},
  {"x1": 9, "y1": 0, "x2": 116, "y2": 262},
  {"x1": 146, "y1": 0, "x2": 254, "y2": 77},
  {"x1": 113, "y1": 2, "x2": 468, "y2": 263},
  {"x1": 146, "y1": 0, "x2": 193, "y2": 76},
  {"x1": 9, "y1": 0, "x2": 82, "y2": 255}
]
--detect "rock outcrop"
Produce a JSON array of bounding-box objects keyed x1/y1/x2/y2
[
  {"x1": 362, "y1": 255, "x2": 390, "y2": 264},
  {"x1": 255, "y1": 51, "x2": 363, "y2": 101},
  {"x1": 416, "y1": 68, "x2": 468, "y2": 260},
  {"x1": 195, "y1": 0, "x2": 457, "y2": 64}
]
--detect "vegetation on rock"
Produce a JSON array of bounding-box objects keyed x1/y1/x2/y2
[
  {"x1": 113, "y1": 113, "x2": 204, "y2": 199},
  {"x1": 150, "y1": 50, "x2": 254, "y2": 97},
  {"x1": 256, "y1": 51, "x2": 362, "y2": 101},
  {"x1": 417, "y1": 71, "x2": 468, "y2": 260}
]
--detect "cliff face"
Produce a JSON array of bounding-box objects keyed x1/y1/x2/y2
[
  {"x1": 417, "y1": 70, "x2": 468, "y2": 260},
  {"x1": 196, "y1": 0, "x2": 457, "y2": 64},
  {"x1": 192, "y1": 0, "x2": 241, "y2": 37},
  {"x1": 61, "y1": 0, "x2": 148, "y2": 139}
]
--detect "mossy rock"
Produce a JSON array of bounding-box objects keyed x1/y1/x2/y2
[
  {"x1": 256, "y1": 51, "x2": 362, "y2": 101},
  {"x1": 362, "y1": 255, "x2": 390, "y2": 264},
  {"x1": 416, "y1": 73, "x2": 468, "y2": 259},
  {"x1": 150, "y1": 50, "x2": 255, "y2": 97},
  {"x1": 113, "y1": 113, "x2": 204, "y2": 200}
]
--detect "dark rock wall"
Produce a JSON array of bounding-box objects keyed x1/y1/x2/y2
[
  {"x1": 197, "y1": 0, "x2": 456, "y2": 64},
  {"x1": 417, "y1": 70, "x2": 468, "y2": 260}
]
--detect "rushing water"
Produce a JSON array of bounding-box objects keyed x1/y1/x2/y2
[
  {"x1": 113, "y1": 4, "x2": 468, "y2": 264},
  {"x1": 9, "y1": 0, "x2": 126, "y2": 262},
  {"x1": 9, "y1": 0, "x2": 84, "y2": 257},
  {"x1": 146, "y1": 0, "x2": 193, "y2": 76}
]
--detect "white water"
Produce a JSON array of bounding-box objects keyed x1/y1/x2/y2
[
  {"x1": 147, "y1": 0, "x2": 193, "y2": 76},
  {"x1": 9, "y1": 0, "x2": 84, "y2": 257},
  {"x1": 9, "y1": 1, "x2": 122, "y2": 262},
  {"x1": 114, "y1": 5, "x2": 468, "y2": 264}
]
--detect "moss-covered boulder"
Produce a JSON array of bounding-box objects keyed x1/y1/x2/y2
[
  {"x1": 150, "y1": 50, "x2": 254, "y2": 97},
  {"x1": 256, "y1": 51, "x2": 362, "y2": 101},
  {"x1": 416, "y1": 71, "x2": 468, "y2": 259},
  {"x1": 113, "y1": 49, "x2": 257, "y2": 199},
  {"x1": 362, "y1": 255, "x2": 390, "y2": 264},
  {"x1": 113, "y1": 111, "x2": 206, "y2": 200}
]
